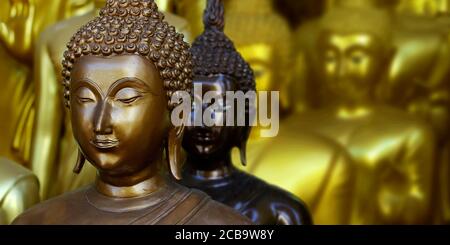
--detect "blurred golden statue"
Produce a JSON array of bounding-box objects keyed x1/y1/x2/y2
[
  {"x1": 0, "y1": 0, "x2": 88, "y2": 168},
  {"x1": 333, "y1": 0, "x2": 450, "y2": 224},
  {"x1": 33, "y1": 0, "x2": 191, "y2": 198},
  {"x1": 292, "y1": 5, "x2": 436, "y2": 224},
  {"x1": 296, "y1": 0, "x2": 449, "y2": 224},
  {"x1": 0, "y1": 157, "x2": 39, "y2": 224},
  {"x1": 390, "y1": 0, "x2": 450, "y2": 224}
]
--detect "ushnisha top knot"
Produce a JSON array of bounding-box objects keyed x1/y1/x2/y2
[
  {"x1": 203, "y1": 0, "x2": 225, "y2": 31},
  {"x1": 191, "y1": 0, "x2": 255, "y2": 93},
  {"x1": 62, "y1": 0, "x2": 193, "y2": 110}
]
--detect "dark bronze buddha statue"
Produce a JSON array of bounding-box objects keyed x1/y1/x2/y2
[
  {"x1": 12, "y1": 0, "x2": 251, "y2": 225},
  {"x1": 177, "y1": 0, "x2": 312, "y2": 225}
]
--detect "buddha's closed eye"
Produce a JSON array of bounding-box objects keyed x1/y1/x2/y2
[
  {"x1": 114, "y1": 87, "x2": 144, "y2": 105},
  {"x1": 76, "y1": 87, "x2": 96, "y2": 104}
]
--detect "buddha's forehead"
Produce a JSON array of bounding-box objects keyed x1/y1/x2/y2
[
  {"x1": 193, "y1": 75, "x2": 237, "y2": 95},
  {"x1": 71, "y1": 54, "x2": 162, "y2": 92},
  {"x1": 323, "y1": 31, "x2": 377, "y2": 51}
]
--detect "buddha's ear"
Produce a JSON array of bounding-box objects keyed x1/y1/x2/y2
[
  {"x1": 166, "y1": 125, "x2": 186, "y2": 180},
  {"x1": 73, "y1": 148, "x2": 86, "y2": 174},
  {"x1": 237, "y1": 126, "x2": 252, "y2": 167}
]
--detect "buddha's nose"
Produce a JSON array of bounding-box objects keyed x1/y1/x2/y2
[
  {"x1": 337, "y1": 62, "x2": 348, "y2": 80},
  {"x1": 94, "y1": 100, "x2": 113, "y2": 134}
]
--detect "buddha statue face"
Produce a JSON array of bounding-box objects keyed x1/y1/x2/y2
[
  {"x1": 314, "y1": 6, "x2": 393, "y2": 106},
  {"x1": 183, "y1": 75, "x2": 245, "y2": 159},
  {"x1": 318, "y1": 31, "x2": 386, "y2": 104},
  {"x1": 61, "y1": 0, "x2": 193, "y2": 180},
  {"x1": 70, "y1": 55, "x2": 168, "y2": 175}
]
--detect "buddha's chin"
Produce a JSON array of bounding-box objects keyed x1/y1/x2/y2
[{"x1": 90, "y1": 153, "x2": 121, "y2": 171}]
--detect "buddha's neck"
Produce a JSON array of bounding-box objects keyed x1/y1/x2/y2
[
  {"x1": 96, "y1": 160, "x2": 163, "y2": 198},
  {"x1": 185, "y1": 152, "x2": 235, "y2": 180}
]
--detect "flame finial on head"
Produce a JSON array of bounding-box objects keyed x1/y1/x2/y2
[
  {"x1": 203, "y1": 0, "x2": 225, "y2": 31},
  {"x1": 191, "y1": 0, "x2": 255, "y2": 92}
]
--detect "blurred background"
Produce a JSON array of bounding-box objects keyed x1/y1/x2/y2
[{"x1": 0, "y1": 0, "x2": 448, "y2": 224}]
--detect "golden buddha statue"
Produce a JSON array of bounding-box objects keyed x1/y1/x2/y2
[
  {"x1": 13, "y1": 0, "x2": 251, "y2": 225},
  {"x1": 33, "y1": 0, "x2": 192, "y2": 198},
  {"x1": 0, "y1": 0, "x2": 92, "y2": 201},
  {"x1": 389, "y1": 0, "x2": 450, "y2": 224},
  {"x1": 0, "y1": 157, "x2": 39, "y2": 224},
  {"x1": 292, "y1": 6, "x2": 436, "y2": 224},
  {"x1": 331, "y1": 0, "x2": 450, "y2": 224},
  {"x1": 0, "y1": 0, "x2": 82, "y2": 168}
]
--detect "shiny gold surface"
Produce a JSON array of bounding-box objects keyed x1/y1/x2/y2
[
  {"x1": 396, "y1": 0, "x2": 449, "y2": 17},
  {"x1": 33, "y1": 0, "x2": 192, "y2": 199},
  {"x1": 289, "y1": 5, "x2": 437, "y2": 224},
  {"x1": 0, "y1": 157, "x2": 39, "y2": 224},
  {"x1": 0, "y1": 0, "x2": 78, "y2": 169},
  {"x1": 327, "y1": 1, "x2": 449, "y2": 224},
  {"x1": 0, "y1": 0, "x2": 94, "y2": 200},
  {"x1": 239, "y1": 131, "x2": 356, "y2": 225}
]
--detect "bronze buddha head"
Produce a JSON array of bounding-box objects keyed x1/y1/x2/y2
[
  {"x1": 62, "y1": 0, "x2": 193, "y2": 185},
  {"x1": 183, "y1": 0, "x2": 255, "y2": 167},
  {"x1": 316, "y1": 6, "x2": 394, "y2": 105}
]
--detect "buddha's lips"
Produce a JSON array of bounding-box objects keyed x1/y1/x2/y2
[
  {"x1": 90, "y1": 137, "x2": 119, "y2": 149},
  {"x1": 193, "y1": 132, "x2": 216, "y2": 144}
]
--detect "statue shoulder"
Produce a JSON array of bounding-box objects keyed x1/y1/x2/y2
[
  {"x1": 252, "y1": 129, "x2": 350, "y2": 174},
  {"x1": 0, "y1": 158, "x2": 38, "y2": 201},
  {"x1": 11, "y1": 187, "x2": 88, "y2": 225},
  {"x1": 254, "y1": 180, "x2": 313, "y2": 225}
]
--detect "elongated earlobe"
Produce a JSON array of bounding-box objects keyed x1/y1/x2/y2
[
  {"x1": 238, "y1": 126, "x2": 252, "y2": 166},
  {"x1": 239, "y1": 141, "x2": 247, "y2": 166},
  {"x1": 167, "y1": 126, "x2": 186, "y2": 180},
  {"x1": 73, "y1": 149, "x2": 86, "y2": 174}
]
